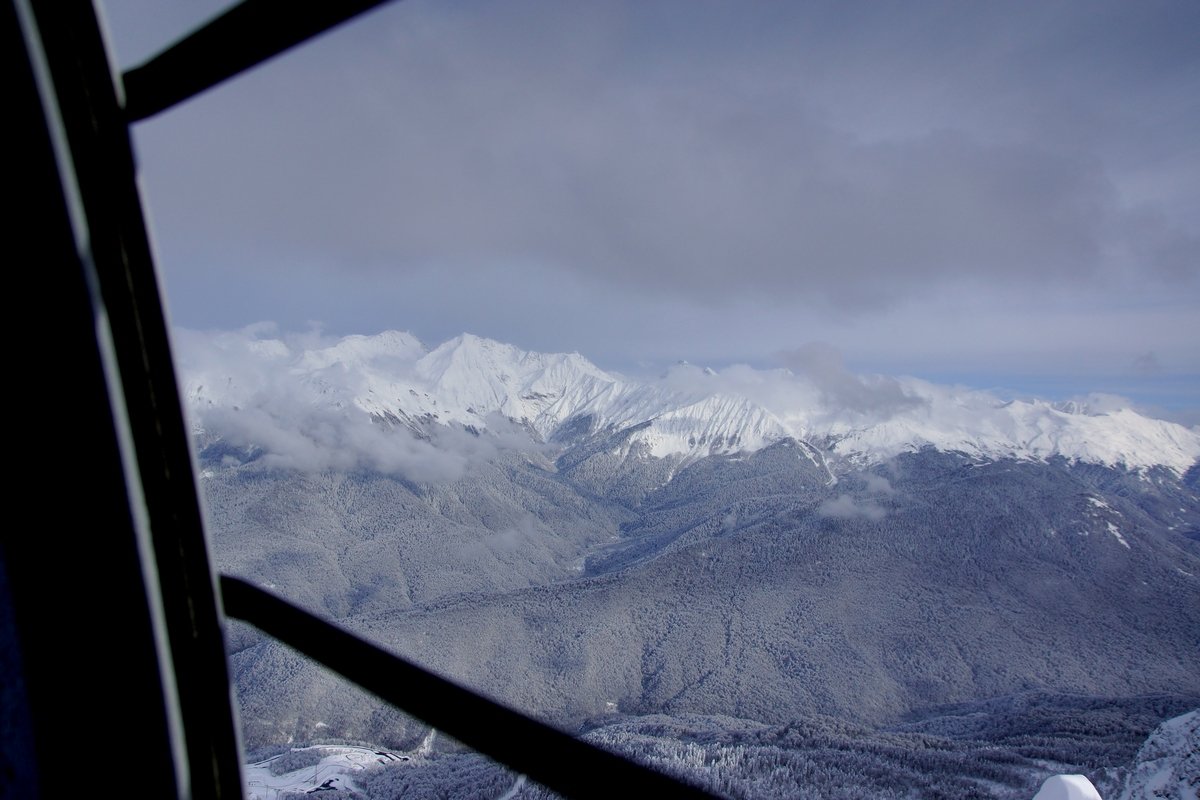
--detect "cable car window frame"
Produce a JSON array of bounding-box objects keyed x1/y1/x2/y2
[{"x1": 6, "y1": 1, "x2": 720, "y2": 797}]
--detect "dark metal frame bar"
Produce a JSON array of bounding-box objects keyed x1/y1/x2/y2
[
  {"x1": 123, "y1": 0, "x2": 396, "y2": 122},
  {"x1": 223, "y1": 577, "x2": 717, "y2": 800},
  {"x1": 9, "y1": 0, "x2": 244, "y2": 796},
  {"x1": 5, "y1": 0, "x2": 723, "y2": 797}
]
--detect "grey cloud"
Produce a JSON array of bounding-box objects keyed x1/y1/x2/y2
[
  {"x1": 202, "y1": 402, "x2": 472, "y2": 481},
  {"x1": 1132, "y1": 352, "x2": 1163, "y2": 376},
  {"x1": 480, "y1": 515, "x2": 543, "y2": 555},
  {"x1": 138, "y1": 75, "x2": 1137, "y2": 309},
  {"x1": 125, "y1": 0, "x2": 1197, "y2": 315},
  {"x1": 816, "y1": 495, "x2": 886, "y2": 522},
  {"x1": 779, "y1": 342, "x2": 926, "y2": 418},
  {"x1": 178, "y1": 326, "x2": 524, "y2": 481},
  {"x1": 864, "y1": 475, "x2": 893, "y2": 495},
  {"x1": 105, "y1": 0, "x2": 1199, "y2": 412}
]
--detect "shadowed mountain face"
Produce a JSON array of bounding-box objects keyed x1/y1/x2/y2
[{"x1": 208, "y1": 439, "x2": 1200, "y2": 751}]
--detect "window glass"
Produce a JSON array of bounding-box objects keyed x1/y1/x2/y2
[{"x1": 101, "y1": 2, "x2": 1200, "y2": 797}]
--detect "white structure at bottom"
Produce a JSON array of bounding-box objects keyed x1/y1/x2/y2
[{"x1": 1033, "y1": 774, "x2": 1104, "y2": 800}]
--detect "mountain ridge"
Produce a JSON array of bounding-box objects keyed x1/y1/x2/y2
[{"x1": 178, "y1": 328, "x2": 1200, "y2": 476}]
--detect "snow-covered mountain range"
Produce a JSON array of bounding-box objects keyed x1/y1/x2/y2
[{"x1": 178, "y1": 328, "x2": 1200, "y2": 476}]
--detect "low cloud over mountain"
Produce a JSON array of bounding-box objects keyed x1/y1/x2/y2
[{"x1": 176, "y1": 327, "x2": 1200, "y2": 482}]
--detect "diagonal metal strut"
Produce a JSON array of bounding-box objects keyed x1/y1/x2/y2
[
  {"x1": 221, "y1": 576, "x2": 719, "y2": 800},
  {"x1": 122, "y1": 0, "x2": 396, "y2": 122}
]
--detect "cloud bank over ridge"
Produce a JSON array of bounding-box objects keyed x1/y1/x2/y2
[
  {"x1": 105, "y1": 0, "x2": 1199, "y2": 408},
  {"x1": 176, "y1": 327, "x2": 1200, "y2": 481}
]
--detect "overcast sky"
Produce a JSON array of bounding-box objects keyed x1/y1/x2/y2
[{"x1": 101, "y1": 0, "x2": 1198, "y2": 419}]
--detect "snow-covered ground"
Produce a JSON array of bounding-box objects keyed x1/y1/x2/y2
[
  {"x1": 1116, "y1": 710, "x2": 1199, "y2": 800},
  {"x1": 244, "y1": 745, "x2": 408, "y2": 800},
  {"x1": 1037, "y1": 710, "x2": 1199, "y2": 800}
]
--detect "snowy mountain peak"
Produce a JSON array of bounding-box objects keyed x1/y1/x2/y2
[
  {"x1": 296, "y1": 330, "x2": 427, "y2": 371},
  {"x1": 409, "y1": 334, "x2": 622, "y2": 436},
  {"x1": 1051, "y1": 394, "x2": 1137, "y2": 417},
  {"x1": 419, "y1": 333, "x2": 611, "y2": 387},
  {"x1": 177, "y1": 328, "x2": 1200, "y2": 476}
]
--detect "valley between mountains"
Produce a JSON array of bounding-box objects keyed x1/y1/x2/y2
[{"x1": 180, "y1": 329, "x2": 1200, "y2": 799}]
